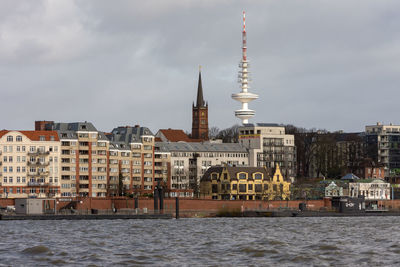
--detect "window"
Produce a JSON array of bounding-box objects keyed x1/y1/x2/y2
[
  {"x1": 6, "y1": 136, "x2": 13, "y2": 142},
  {"x1": 255, "y1": 184, "x2": 262, "y2": 192},
  {"x1": 16, "y1": 146, "x2": 20, "y2": 152},
  {"x1": 248, "y1": 184, "x2": 253, "y2": 191},
  {"x1": 39, "y1": 136, "x2": 45, "y2": 141},
  {"x1": 16, "y1": 136, "x2": 22, "y2": 142},
  {"x1": 239, "y1": 184, "x2": 246, "y2": 193},
  {"x1": 238, "y1": 173, "x2": 247, "y2": 179},
  {"x1": 254, "y1": 173, "x2": 263, "y2": 180},
  {"x1": 212, "y1": 184, "x2": 218, "y2": 193}
]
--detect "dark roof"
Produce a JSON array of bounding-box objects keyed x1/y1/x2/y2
[
  {"x1": 201, "y1": 166, "x2": 270, "y2": 182},
  {"x1": 155, "y1": 142, "x2": 248, "y2": 153},
  {"x1": 341, "y1": 173, "x2": 361, "y2": 180},
  {"x1": 109, "y1": 126, "x2": 153, "y2": 143},
  {"x1": 52, "y1": 122, "x2": 98, "y2": 132}
]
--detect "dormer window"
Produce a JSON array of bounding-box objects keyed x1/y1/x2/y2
[
  {"x1": 254, "y1": 173, "x2": 263, "y2": 180},
  {"x1": 16, "y1": 136, "x2": 22, "y2": 142},
  {"x1": 238, "y1": 173, "x2": 246, "y2": 179},
  {"x1": 6, "y1": 136, "x2": 13, "y2": 142},
  {"x1": 39, "y1": 136, "x2": 45, "y2": 141}
]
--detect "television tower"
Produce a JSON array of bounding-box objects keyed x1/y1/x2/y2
[{"x1": 232, "y1": 11, "x2": 258, "y2": 124}]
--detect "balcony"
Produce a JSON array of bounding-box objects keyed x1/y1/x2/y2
[
  {"x1": 28, "y1": 193, "x2": 38, "y2": 198},
  {"x1": 28, "y1": 171, "x2": 50, "y2": 177},
  {"x1": 28, "y1": 150, "x2": 50, "y2": 156},
  {"x1": 28, "y1": 182, "x2": 50, "y2": 187},
  {"x1": 27, "y1": 161, "x2": 50, "y2": 167}
]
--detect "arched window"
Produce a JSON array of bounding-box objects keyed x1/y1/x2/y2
[
  {"x1": 238, "y1": 173, "x2": 247, "y2": 179},
  {"x1": 254, "y1": 173, "x2": 263, "y2": 180},
  {"x1": 6, "y1": 136, "x2": 13, "y2": 142}
]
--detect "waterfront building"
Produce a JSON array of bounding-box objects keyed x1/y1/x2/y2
[
  {"x1": 155, "y1": 142, "x2": 249, "y2": 197},
  {"x1": 365, "y1": 122, "x2": 400, "y2": 177},
  {"x1": 192, "y1": 69, "x2": 209, "y2": 141},
  {"x1": 107, "y1": 125, "x2": 159, "y2": 196},
  {"x1": 200, "y1": 165, "x2": 291, "y2": 200},
  {"x1": 324, "y1": 181, "x2": 343, "y2": 197},
  {"x1": 232, "y1": 11, "x2": 258, "y2": 124},
  {"x1": 349, "y1": 179, "x2": 391, "y2": 200},
  {"x1": 238, "y1": 123, "x2": 296, "y2": 181},
  {"x1": 47, "y1": 122, "x2": 109, "y2": 198},
  {"x1": 0, "y1": 130, "x2": 60, "y2": 198}
]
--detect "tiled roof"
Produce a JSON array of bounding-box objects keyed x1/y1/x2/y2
[
  {"x1": 0, "y1": 130, "x2": 59, "y2": 141},
  {"x1": 157, "y1": 129, "x2": 198, "y2": 142}
]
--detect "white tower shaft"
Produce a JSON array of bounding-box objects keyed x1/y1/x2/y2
[{"x1": 231, "y1": 11, "x2": 259, "y2": 124}]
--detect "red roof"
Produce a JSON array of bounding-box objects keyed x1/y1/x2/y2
[
  {"x1": 0, "y1": 130, "x2": 60, "y2": 141},
  {"x1": 158, "y1": 129, "x2": 202, "y2": 142}
]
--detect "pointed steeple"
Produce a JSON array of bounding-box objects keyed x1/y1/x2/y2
[{"x1": 196, "y1": 66, "x2": 205, "y2": 107}]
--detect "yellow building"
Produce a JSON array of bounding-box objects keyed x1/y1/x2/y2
[{"x1": 200, "y1": 165, "x2": 291, "y2": 200}]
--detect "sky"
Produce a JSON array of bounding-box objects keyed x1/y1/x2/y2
[{"x1": 1, "y1": 0, "x2": 400, "y2": 134}]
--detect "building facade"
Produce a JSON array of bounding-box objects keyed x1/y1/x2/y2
[
  {"x1": 349, "y1": 179, "x2": 391, "y2": 200},
  {"x1": 366, "y1": 122, "x2": 400, "y2": 177},
  {"x1": 156, "y1": 142, "x2": 249, "y2": 197},
  {"x1": 238, "y1": 123, "x2": 296, "y2": 181},
  {"x1": 200, "y1": 165, "x2": 291, "y2": 200},
  {"x1": 0, "y1": 130, "x2": 61, "y2": 198}
]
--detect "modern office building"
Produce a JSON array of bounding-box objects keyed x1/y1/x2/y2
[
  {"x1": 238, "y1": 123, "x2": 296, "y2": 181},
  {"x1": 365, "y1": 122, "x2": 400, "y2": 177}
]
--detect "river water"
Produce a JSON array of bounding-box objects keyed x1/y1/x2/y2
[{"x1": 0, "y1": 217, "x2": 399, "y2": 266}]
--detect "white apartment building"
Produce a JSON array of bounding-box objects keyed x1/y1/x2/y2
[
  {"x1": 156, "y1": 142, "x2": 249, "y2": 196},
  {"x1": 0, "y1": 130, "x2": 61, "y2": 198},
  {"x1": 238, "y1": 123, "x2": 296, "y2": 181}
]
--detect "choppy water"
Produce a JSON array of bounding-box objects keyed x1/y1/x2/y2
[{"x1": 1, "y1": 217, "x2": 400, "y2": 266}]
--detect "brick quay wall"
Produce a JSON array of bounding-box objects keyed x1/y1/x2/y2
[{"x1": 3, "y1": 198, "x2": 400, "y2": 215}]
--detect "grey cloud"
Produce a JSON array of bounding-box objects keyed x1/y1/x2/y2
[{"x1": 1, "y1": 0, "x2": 400, "y2": 134}]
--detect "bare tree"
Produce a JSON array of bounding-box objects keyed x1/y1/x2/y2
[{"x1": 209, "y1": 126, "x2": 220, "y2": 139}]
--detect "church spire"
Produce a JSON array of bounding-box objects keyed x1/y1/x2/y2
[{"x1": 196, "y1": 66, "x2": 205, "y2": 107}]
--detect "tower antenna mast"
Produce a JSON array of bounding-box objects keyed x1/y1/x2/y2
[{"x1": 232, "y1": 11, "x2": 259, "y2": 124}]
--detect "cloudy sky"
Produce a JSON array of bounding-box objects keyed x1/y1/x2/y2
[{"x1": 1, "y1": 0, "x2": 400, "y2": 133}]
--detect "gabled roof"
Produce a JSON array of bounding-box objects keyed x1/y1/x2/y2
[
  {"x1": 0, "y1": 130, "x2": 59, "y2": 141},
  {"x1": 156, "y1": 129, "x2": 200, "y2": 142},
  {"x1": 341, "y1": 173, "x2": 361, "y2": 180}
]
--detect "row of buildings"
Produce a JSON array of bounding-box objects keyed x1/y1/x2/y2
[{"x1": 0, "y1": 119, "x2": 296, "y2": 199}]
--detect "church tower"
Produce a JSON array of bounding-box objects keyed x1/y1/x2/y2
[{"x1": 192, "y1": 67, "x2": 209, "y2": 140}]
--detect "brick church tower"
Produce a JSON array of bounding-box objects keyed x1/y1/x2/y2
[{"x1": 191, "y1": 69, "x2": 209, "y2": 140}]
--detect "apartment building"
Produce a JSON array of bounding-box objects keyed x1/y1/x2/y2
[
  {"x1": 155, "y1": 141, "x2": 249, "y2": 197},
  {"x1": 46, "y1": 122, "x2": 110, "y2": 198},
  {"x1": 238, "y1": 123, "x2": 296, "y2": 181},
  {"x1": 107, "y1": 126, "x2": 157, "y2": 196},
  {"x1": 366, "y1": 122, "x2": 400, "y2": 177},
  {"x1": 0, "y1": 130, "x2": 60, "y2": 198}
]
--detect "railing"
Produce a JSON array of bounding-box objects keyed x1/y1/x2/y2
[
  {"x1": 28, "y1": 171, "x2": 50, "y2": 177},
  {"x1": 28, "y1": 182, "x2": 50, "y2": 187},
  {"x1": 28, "y1": 150, "x2": 50, "y2": 156},
  {"x1": 27, "y1": 161, "x2": 50, "y2": 167}
]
